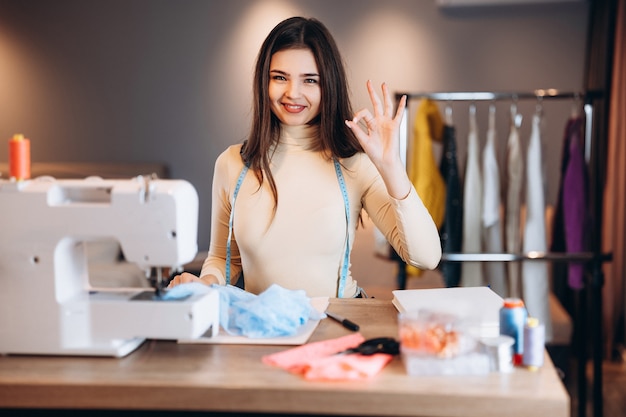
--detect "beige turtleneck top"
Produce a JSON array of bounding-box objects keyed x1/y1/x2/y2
[{"x1": 200, "y1": 124, "x2": 441, "y2": 298}]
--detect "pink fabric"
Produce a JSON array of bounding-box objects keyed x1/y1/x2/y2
[{"x1": 262, "y1": 333, "x2": 393, "y2": 381}]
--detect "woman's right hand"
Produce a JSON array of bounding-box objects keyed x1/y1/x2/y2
[
  {"x1": 345, "y1": 80, "x2": 410, "y2": 199},
  {"x1": 167, "y1": 272, "x2": 218, "y2": 288}
]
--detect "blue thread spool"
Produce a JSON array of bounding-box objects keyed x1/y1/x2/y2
[
  {"x1": 523, "y1": 317, "x2": 545, "y2": 371},
  {"x1": 499, "y1": 298, "x2": 527, "y2": 366}
]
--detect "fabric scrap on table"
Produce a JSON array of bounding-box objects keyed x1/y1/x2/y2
[{"x1": 262, "y1": 333, "x2": 393, "y2": 381}]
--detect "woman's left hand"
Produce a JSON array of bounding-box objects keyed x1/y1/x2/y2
[{"x1": 346, "y1": 81, "x2": 410, "y2": 199}]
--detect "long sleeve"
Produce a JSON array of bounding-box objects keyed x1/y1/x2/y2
[
  {"x1": 550, "y1": 116, "x2": 586, "y2": 312},
  {"x1": 504, "y1": 107, "x2": 523, "y2": 297},
  {"x1": 405, "y1": 99, "x2": 446, "y2": 277},
  {"x1": 562, "y1": 117, "x2": 587, "y2": 289},
  {"x1": 461, "y1": 106, "x2": 484, "y2": 287},
  {"x1": 439, "y1": 124, "x2": 463, "y2": 287},
  {"x1": 409, "y1": 99, "x2": 446, "y2": 229},
  {"x1": 352, "y1": 154, "x2": 442, "y2": 271},
  {"x1": 200, "y1": 146, "x2": 245, "y2": 286},
  {"x1": 481, "y1": 106, "x2": 508, "y2": 297},
  {"x1": 521, "y1": 113, "x2": 553, "y2": 342}
]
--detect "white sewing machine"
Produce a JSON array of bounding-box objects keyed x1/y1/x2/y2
[{"x1": 0, "y1": 175, "x2": 219, "y2": 357}]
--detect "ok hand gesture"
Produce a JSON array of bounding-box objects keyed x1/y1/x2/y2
[{"x1": 345, "y1": 81, "x2": 410, "y2": 199}]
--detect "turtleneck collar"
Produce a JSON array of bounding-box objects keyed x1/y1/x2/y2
[{"x1": 277, "y1": 124, "x2": 319, "y2": 150}]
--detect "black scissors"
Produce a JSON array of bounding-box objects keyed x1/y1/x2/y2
[{"x1": 338, "y1": 337, "x2": 400, "y2": 356}]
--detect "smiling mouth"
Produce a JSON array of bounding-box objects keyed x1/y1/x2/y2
[{"x1": 282, "y1": 103, "x2": 306, "y2": 113}]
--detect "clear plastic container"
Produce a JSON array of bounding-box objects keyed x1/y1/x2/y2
[{"x1": 398, "y1": 309, "x2": 490, "y2": 376}]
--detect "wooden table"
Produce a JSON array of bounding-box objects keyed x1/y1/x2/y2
[{"x1": 0, "y1": 298, "x2": 569, "y2": 417}]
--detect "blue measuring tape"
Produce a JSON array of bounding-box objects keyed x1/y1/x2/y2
[
  {"x1": 225, "y1": 158, "x2": 350, "y2": 297},
  {"x1": 225, "y1": 163, "x2": 249, "y2": 285},
  {"x1": 333, "y1": 159, "x2": 351, "y2": 298}
]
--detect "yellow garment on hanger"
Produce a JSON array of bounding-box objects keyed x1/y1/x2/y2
[{"x1": 406, "y1": 99, "x2": 446, "y2": 277}]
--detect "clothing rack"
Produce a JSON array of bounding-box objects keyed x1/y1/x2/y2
[
  {"x1": 395, "y1": 89, "x2": 595, "y2": 169},
  {"x1": 394, "y1": 89, "x2": 610, "y2": 417}
]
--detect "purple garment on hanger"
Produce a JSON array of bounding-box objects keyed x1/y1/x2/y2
[{"x1": 562, "y1": 117, "x2": 587, "y2": 289}]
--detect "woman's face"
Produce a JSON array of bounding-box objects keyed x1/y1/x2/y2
[{"x1": 268, "y1": 48, "x2": 321, "y2": 126}]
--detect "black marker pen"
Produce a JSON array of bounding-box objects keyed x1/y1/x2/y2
[{"x1": 325, "y1": 311, "x2": 360, "y2": 331}]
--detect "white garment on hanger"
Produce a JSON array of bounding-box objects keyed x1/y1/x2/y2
[
  {"x1": 461, "y1": 105, "x2": 484, "y2": 287},
  {"x1": 505, "y1": 104, "x2": 523, "y2": 298},
  {"x1": 522, "y1": 112, "x2": 553, "y2": 342},
  {"x1": 482, "y1": 105, "x2": 507, "y2": 297}
]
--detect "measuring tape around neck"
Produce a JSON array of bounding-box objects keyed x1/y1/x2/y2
[{"x1": 225, "y1": 158, "x2": 350, "y2": 297}]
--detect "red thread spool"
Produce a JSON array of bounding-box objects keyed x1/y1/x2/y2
[{"x1": 9, "y1": 134, "x2": 31, "y2": 180}]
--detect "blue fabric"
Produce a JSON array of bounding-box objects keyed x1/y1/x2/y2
[
  {"x1": 161, "y1": 282, "x2": 322, "y2": 338},
  {"x1": 213, "y1": 283, "x2": 324, "y2": 338},
  {"x1": 161, "y1": 282, "x2": 212, "y2": 300}
]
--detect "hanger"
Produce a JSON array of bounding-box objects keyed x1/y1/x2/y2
[
  {"x1": 445, "y1": 101, "x2": 453, "y2": 125},
  {"x1": 469, "y1": 102, "x2": 477, "y2": 131},
  {"x1": 488, "y1": 102, "x2": 496, "y2": 131},
  {"x1": 535, "y1": 95, "x2": 544, "y2": 119},
  {"x1": 510, "y1": 97, "x2": 522, "y2": 129}
]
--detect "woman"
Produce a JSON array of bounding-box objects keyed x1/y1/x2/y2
[{"x1": 169, "y1": 16, "x2": 441, "y2": 298}]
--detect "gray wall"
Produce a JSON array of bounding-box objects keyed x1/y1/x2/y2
[{"x1": 0, "y1": 0, "x2": 589, "y2": 250}]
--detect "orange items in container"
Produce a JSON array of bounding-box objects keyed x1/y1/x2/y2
[
  {"x1": 398, "y1": 309, "x2": 490, "y2": 375},
  {"x1": 398, "y1": 310, "x2": 462, "y2": 359},
  {"x1": 9, "y1": 134, "x2": 31, "y2": 180}
]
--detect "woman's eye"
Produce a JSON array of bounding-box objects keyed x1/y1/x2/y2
[
  {"x1": 304, "y1": 78, "x2": 318, "y2": 84},
  {"x1": 272, "y1": 75, "x2": 287, "y2": 81}
]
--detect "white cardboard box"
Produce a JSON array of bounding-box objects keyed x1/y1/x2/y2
[{"x1": 392, "y1": 286, "x2": 504, "y2": 338}]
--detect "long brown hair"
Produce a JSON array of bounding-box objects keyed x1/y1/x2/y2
[{"x1": 240, "y1": 17, "x2": 362, "y2": 207}]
